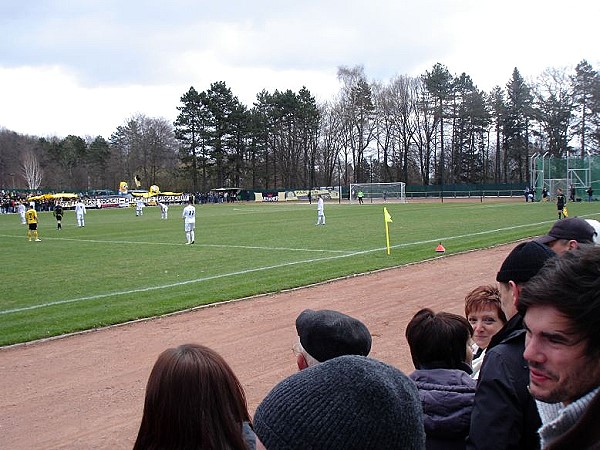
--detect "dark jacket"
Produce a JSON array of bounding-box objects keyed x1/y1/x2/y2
[
  {"x1": 466, "y1": 314, "x2": 541, "y2": 450},
  {"x1": 410, "y1": 368, "x2": 476, "y2": 450},
  {"x1": 544, "y1": 389, "x2": 600, "y2": 450}
]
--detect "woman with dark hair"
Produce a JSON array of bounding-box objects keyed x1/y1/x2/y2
[
  {"x1": 464, "y1": 285, "x2": 507, "y2": 379},
  {"x1": 133, "y1": 343, "x2": 257, "y2": 450},
  {"x1": 406, "y1": 308, "x2": 476, "y2": 450}
]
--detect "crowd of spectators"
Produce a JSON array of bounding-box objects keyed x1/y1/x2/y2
[
  {"x1": 2, "y1": 189, "x2": 245, "y2": 213},
  {"x1": 1, "y1": 191, "x2": 28, "y2": 213},
  {"x1": 192, "y1": 190, "x2": 246, "y2": 204},
  {"x1": 1, "y1": 190, "x2": 80, "y2": 212},
  {"x1": 132, "y1": 218, "x2": 599, "y2": 450}
]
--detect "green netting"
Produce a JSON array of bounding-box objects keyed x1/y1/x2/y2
[{"x1": 533, "y1": 155, "x2": 599, "y2": 201}]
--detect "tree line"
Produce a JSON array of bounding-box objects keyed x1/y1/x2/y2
[{"x1": 0, "y1": 60, "x2": 598, "y2": 193}]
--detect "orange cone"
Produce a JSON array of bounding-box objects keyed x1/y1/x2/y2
[{"x1": 435, "y1": 243, "x2": 446, "y2": 253}]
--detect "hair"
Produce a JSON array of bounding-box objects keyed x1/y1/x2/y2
[
  {"x1": 405, "y1": 308, "x2": 473, "y2": 370},
  {"x1": 133, "y1": 343, "x2": 251, "y2": 450},
  {"x1": 464, "y1": 285, "x2": 507, "y2": 324},
  {"x1": 518, "y1": 245, "x2": 600, "y2": 359}
]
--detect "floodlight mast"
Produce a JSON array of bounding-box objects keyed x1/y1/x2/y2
[
  {"x1": 369, "y1": 155, "x2": 373, "y2": 204},
  {"x1": 338, "y1": 157, "x2": 342, "y2": 205},
  {"x1": 567, "y1": 150, "x2": 570, "y2": 187},
  {"x1": 530, "y1": 152, "x2": 539, "y2": 190}
]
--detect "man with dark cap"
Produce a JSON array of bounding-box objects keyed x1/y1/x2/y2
[
  {"x1": 292, "y1": 309, "x2": 371, "y2": 370},
  {"x1": 536, "y1": 217, "x2": 595, "y2": 255},
  {"x1": 467, "y1": 241, "x2": 555, "y2": 450},
  {"x1": 254, "y1": 355, "x2": 425, "y2": 450}
]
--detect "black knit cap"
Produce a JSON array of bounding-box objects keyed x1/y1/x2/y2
[
  {"x1": 295, "y1": 309, "x2": 372, "y2": 362},
  {"x1": 496, "y1": 241, "x2": 555, "y2": 283},
  {"x1": 537, "y1": 217, "x2": 595, "y2": 245},
  {"x1": 254, "y1": 355, "x2": 425, "y2": 450}
]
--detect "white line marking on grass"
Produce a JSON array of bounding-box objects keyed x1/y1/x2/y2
[
  {"x1": 201, "y1": 243, "x2": 350, "y2": 253},
  {"x1": 228, "y1": 206, "x2": 306, "y2": 215},
  {"x1": 0, "y1": 234, "x2": 349, "y2": 254},
  {"x1": 412, "y1": 220, "x2": 554, "y2": 248},
  {"x1": 1, "y1": 215, "x2": 597, "y2": 316},
  {"x1": 0, "y1": 234, "x2": 188, "y2": 246},
  {"x1": 0, "y1": 249, "x2": 372, "y2": 315}
]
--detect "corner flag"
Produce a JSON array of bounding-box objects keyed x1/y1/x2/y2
[
  {"x1": 383, "y1": 207, "x2": 392, "y2": 255},
  {"x1": 384, "y1": 207, "x2": 393, "y2": 223}
]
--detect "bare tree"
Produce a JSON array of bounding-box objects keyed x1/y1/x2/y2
[
  {"x1": 373, "y1": 75, "x2": 421, "y2": 183},
  {"x1": 337, "y1": 65, "x2": 377, "y2": 182},
  {"x1": 413, "y1": 79, "x2": 439, "y2": 184},
  {"x1": 318, "y1": 100, "x2": 346, "y2": 185},
  {"x1": 21, "y1": 150, "x2": 43, "y2": 190},
  {"x1": 532, "y1": 68, "x2": 573, "y2": 157}
]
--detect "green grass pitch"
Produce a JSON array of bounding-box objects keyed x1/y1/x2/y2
[{"x1": 1, "y1": 199, "x2": 598, "y2": 346}]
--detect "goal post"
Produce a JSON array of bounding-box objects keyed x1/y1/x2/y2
[{"x1": 349, "y1": 182, "x2": 406, "y2": 203}]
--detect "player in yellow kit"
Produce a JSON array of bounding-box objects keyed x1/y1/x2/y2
[{"x1": 25, "y1": 204, "x2": 41, "y2": 242}]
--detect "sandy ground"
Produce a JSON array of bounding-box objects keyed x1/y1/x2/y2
[{"x1": 0, "y1": 242, "x2": 518, "y2": 450}]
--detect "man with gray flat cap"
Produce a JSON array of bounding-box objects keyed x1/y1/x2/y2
[
  {"x1": 536, "y1": 217, "x2": 595, "y2": 255},
  {"x1": 292, "y1": 309, "x2": 372, "y2": 370}
]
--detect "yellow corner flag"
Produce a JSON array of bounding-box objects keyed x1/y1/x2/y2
[
  {"x1": 384, "y1": 207, "x2": 393, "y2": 223},
  {"x1": 384, "y1": 207, "x2": 393, "y2": 255}
]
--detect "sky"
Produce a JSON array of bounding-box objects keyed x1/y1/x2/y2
[{"x1": 1, "y1": 0, "x2": 598, "y2": 139}]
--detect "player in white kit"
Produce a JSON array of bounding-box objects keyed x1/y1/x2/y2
[
  {"x1": 135, "y1": 198, "x2": 145, "y2": 216},
  {"x1": 316, "y1": 195, "x2": 325, "y2": 225},
  {"x1": 182, "y1": 199, "x2": 196, "y2": 244},
  {"x1": 17, "y1": 202, "x2": 26, "y2": 224},
  {"x1": 158, "y1": 202, "x2": 168, "y2": 219},
  {"x1": 75, "y1": 199, "x2": 87, "y2": 227}
]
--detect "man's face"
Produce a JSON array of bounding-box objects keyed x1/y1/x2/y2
[
  {"x1": 547, "y1": 239, "x2": 576, "y2": 256},
  {"x1": 523, "y1": 305, "x2": 600, "y2": 405},
  {"x1": 497, "y1": 282, "x2": 517, "y2": 320}
]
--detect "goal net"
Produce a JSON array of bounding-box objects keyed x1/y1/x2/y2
[{"x1": 349, "y1": 182, "x2": 406, "y2": 203}]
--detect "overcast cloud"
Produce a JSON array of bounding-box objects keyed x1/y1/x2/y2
[{"x1": 0, "y1": 0, "x2": 598, "y2": 138}]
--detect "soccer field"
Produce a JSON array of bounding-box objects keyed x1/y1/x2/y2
[{"x1": 1, "y1": 199, "x2": 598, "y2": 346}]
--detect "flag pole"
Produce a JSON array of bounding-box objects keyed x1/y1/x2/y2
[{"x1": 383, "y1": 207, "x2": 392, "y2": 255}]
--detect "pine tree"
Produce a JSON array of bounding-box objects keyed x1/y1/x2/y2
[
  {"x1": 572, "y1": 60, "x2": 599, "y2": 157},
  {"x1": 504, "y1": 68, "x2": 533, "y2": 184},
  {"x1": 423, "y1": 63, "x2": 453, "y2": 187}
]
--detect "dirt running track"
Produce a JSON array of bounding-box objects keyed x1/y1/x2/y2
[{"x1": 0, "y1": 243, "x2": 518, "y2": 449}]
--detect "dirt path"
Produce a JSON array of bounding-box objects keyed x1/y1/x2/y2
[{"x1": 0, "y1": 243, "x2": 516, "y2": 449}]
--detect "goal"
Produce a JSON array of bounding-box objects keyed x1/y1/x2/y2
[{"x1": 349, "y1": 182, "x2": 406, "y2": 203}]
